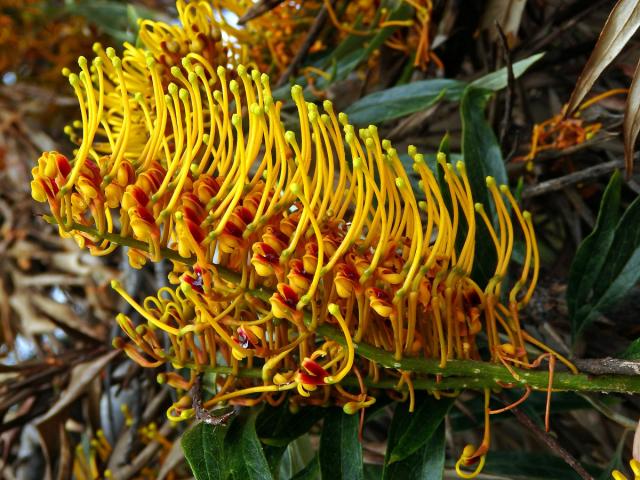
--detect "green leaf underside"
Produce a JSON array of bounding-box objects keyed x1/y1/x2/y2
[
  {"x1": 319, "y1": 409, "x2": 364, "y2": 480},
  {"x1": 345, "y1": 79, "x2": 464, "y2": 126},
  {"x1": 345, "y1": 53, "x2": 544, "y2": 126},
  {"x1": 567, "y1": 171, "x2": 622, "y2": 337}
]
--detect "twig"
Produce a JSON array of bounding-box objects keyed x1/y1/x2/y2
[
  {"x1": 108, "y1": 422, "x2": 174, "y2": 480},
  {"x1": 275, "y1": 2, "x2": 333, "y2": 87},
  {"x1": 522, "y1": 159, "x2": 623, "y2": 199},
  {"x1": 507, "y1": 401, "x2": 594, "y2": 480},
  {"x1": 496, "y1": 23, "x2": 515, "y2": 150},
  {"x1": 573, "y1": 358, "x2": 640, "y2": 376},
  {"x1": 191, "y1": 374, "x2": 236, "y2": 425},
  {"x1": 237, "y1": 0, "x2": 286, "y2": 25}
]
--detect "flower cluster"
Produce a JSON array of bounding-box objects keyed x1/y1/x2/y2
[
  {"x1": 31, "y1": 3, "x2": 564, "y2": 477},
  {"x1": 515, "y1": 88, "x2": 628, "y2": 168},
  {"x1": 0, "y1": 0, "x2": 106, "y2": 83},
  {"x1": 219, "y1": 0, "x2": 438, "y2": 76}
]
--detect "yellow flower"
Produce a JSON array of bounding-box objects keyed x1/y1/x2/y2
[{"x1": 33, "y1": 23, "x2": 561, "y2": 477}]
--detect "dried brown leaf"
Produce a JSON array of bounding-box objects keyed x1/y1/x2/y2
[
  {"x1": 35, "y1": 350, "x2": 120, "y2": 480},
  {"x1": 624, "y1": 57, "x2": 640, "y2": 176},
  {"x1": 480, "y1": 0, "x2": 527, "y2": 44},
  {"x1": 566, "y1": 0, "x2": 640, "y2": 115},
  {"x1": 31, "y1": 294, "x2": 106, "y2": 342},
  {"x1": 37, "y1": 350, "x2": 119, "y2": 425}
]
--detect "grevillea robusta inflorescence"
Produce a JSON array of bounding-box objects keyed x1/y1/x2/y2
[{"x1": 30, "y1": 3, "x2": 577, "y2": 477}]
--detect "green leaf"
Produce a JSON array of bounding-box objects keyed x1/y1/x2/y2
[
  {"x1": 483, "y1": 452, "x2": 602, "y2": 479},
  {"x1": 343, "y1": 52, "x2": 543, "y2": 127},
  {"x1": 182, "y1": 422, "x2": 228, "y2": 480},
  {"x1": 224, "y1": 413, "x2": 273, "y2": 480},
  {"x1": 569, "y1": 181, "x2": 640, "y2": 340},
  {"x1": 319, "y1": 409, "x2": 364, "y2": 480},
  {"x1": 385, "y1": 395, "x2": 453, "y2": 464},
  {"x1": 344, "y1": 79, "x2": 465, "y2": 126},
  {"x1": 279, "y1": 435, "x2": 315, "y2": 480},
  {"x1": 591, "y1": 194, "x2": 640, "y2": 307},
  {"x1": 290, "y1": 455, "x2": 320, "y2": 480},
  {"x1": 328, "y1": 1, "x2": 413, "y2": 82},
  {"x1": 63, "y1": 1, "x2": 161, "y2": 44},
  {"x1": 383, "y1": 422, "x2": 446, "y2": 480},
  {"x1": 256, "y1": 402, "x2": 325, "y2": 447},
  {"x1": 460, "y1": 87, "x2": 508, "y2": 286},
  {"x1": 469, "y1": 53, "x2": 545, "y2": 91},
  {"x1": 621, "y1": 336, "x2": 640, "y2": 359},
  {"x1": 567, "y1": 171, "x2": 622, "y2": 335},
  {"x1": 364, "y1": 463, "x2": 384, "y2": 480}
]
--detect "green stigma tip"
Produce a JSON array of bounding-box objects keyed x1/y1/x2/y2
[
  {"x1": 284, "y1": 131, "x2": 296, "y2": 144},
  {"x1": 251, "y1": 104, "x2": 263, "y2": 116}
]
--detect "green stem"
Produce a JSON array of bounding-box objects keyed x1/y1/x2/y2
[
  {"x1": 46, "y1": 219, "x2": 640, "y2": 394},
  {"x1": 199, "y1": 364, "x2": 640, "y2": 394}
]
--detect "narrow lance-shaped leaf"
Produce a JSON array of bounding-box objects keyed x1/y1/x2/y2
[
  {"x1": 572, "y1": 190, "x2": 640, "y2": 339},
  {"x1": 566, "y1": 0, "x2": 640, "y2": 115},
  {"x1": 224, "y1": 412, "x2": 273, "y2": 480},
  {"x1": 386, "y1": 396, "x2": 453, "y2": 464},
  {"x1": 591, "y1": 193, "x2": 640, "y2": 307},
  {"x1": 319, "y1": 409, "x2": 364, "y2": 480},
  {"x1": 469, "y1": 52, "x2": 545, "y2": 91},
  {"x1": 383, "y1": 418, "x2": 447, "y2": 480},
  {"x1": 345, "y1": 53, "x2": 543, "y2": 126},
  {"x1": 182, "y1": 422, "x2": 228, "y2": 480},
  {"x1": 567, "y1": 170, "x2": 622, "y2": 334}
]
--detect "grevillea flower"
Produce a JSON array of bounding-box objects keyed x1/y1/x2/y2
[
  {"x1": 32, "y1": 16, "x2": 576, "y2": 478},
  {"x1": 613, "y1": 459, "x2": 640, "y2": 480}
]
